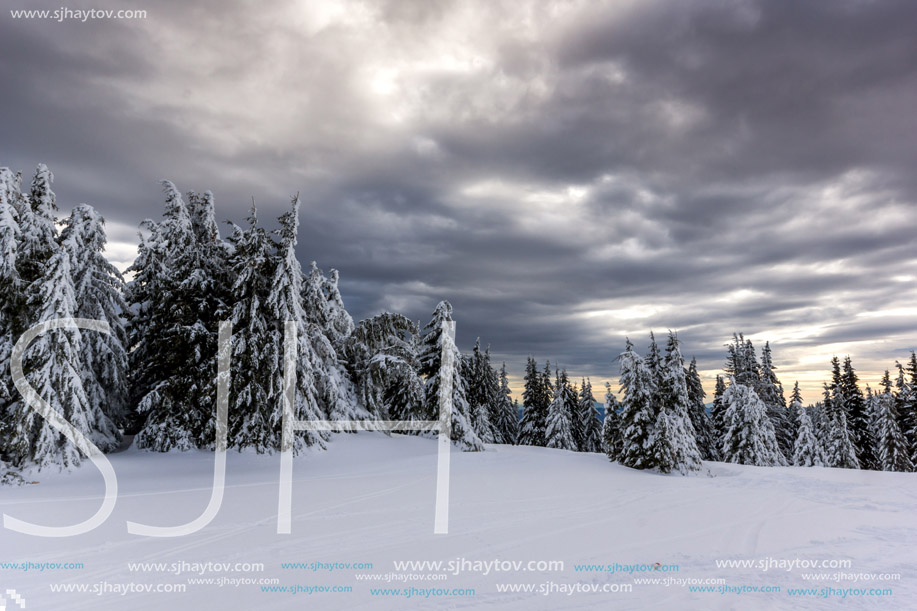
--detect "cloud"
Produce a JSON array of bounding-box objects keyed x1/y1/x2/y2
[{"x1": 2, "y1": 0, "x2": 916, "y2": 402}]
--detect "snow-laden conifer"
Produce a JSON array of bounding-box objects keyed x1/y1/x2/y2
[
  {"x1": 792, "y1": 405, "x2": 824, "y2": 467},
  {"x1": 545, "y1": 369, "x2": 576, "y2": 450},
  {"x1": 720, "y1": 382, "x2": 787, "y2": 466},
  {"x1": 417, "y1": 301, "x2": 482, "y2": 451},
  {"x1": 578, "y1": 378, "x2": 602, "y2": 453}
]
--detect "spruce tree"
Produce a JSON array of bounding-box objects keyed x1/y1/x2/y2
[
  {"x1": 17, "y1": 164, "x2": 58, "y2": 287},
  {"x1": 492, "y1": 363, "x2": 518, "y2": 444},
  {"x1": 0, "y1": 169, "x2": 21, "y2": 421},
  {"x1": 518, "y1": 357, "x2": 549, "y2": 446},
  {"x1": 578, "y1": 378, "x2": 602, "y2": 453},
  {"x1": 686, "y1": 356, "x2": 718, "y2": 460},
  {"x1": 872, "y1": 370, "x2": 912, "y2": 472},
  {"x1": 265, "y1": 196, "x2": 328, "y2": 451},
  {"x1": 825, "y1": 409, "x2": 859, "y2": 469},
  {"x1": 617, "y1": 338, "x2": 656, "y2": 469},
  {"x1": 6, "y1": 245, "x2": 120, "y2": 468},
  {"x1": 301, "y1": 262, "x2": 367, "y2": 425},
  {"x1": 463, "y1": 339, "x2": 497, "y2": 443},
  {"x1": 898, "y1": 354, "x2": 917, "y2": 466},
  {"x1": 720, "y1": 381, "x2": 786, "y2": 466},
  {"x1": 345, "y1": 312, "x2": 420, "y2": 421},
  {"x1": 545, "y1": 369, "x2": 576, "y2": 450},
  {"x1": 226, "y1": 208, "x2": 278, "y2": 452},
  {"x1": 841, "y1": 356, "x2": 875, "y2": 469},
  {"x1": 602, "y1": 383, "x2": 623, "y2": 461},
  {"x1": 651, "y1": 332, "x2": 702, "y2": 473},
  {"x1": 128, "y1": 182, "x2": 225, "y2": 451},
  {"x1": 59, "y1": 204, "x2": 131, "y2": 430},
  {"x1": 792, "y1": 406, "x2": 824, "y2": 467},
  {"x1": 710, "y1": 374, "x2": 727, "y2": 446},
  {"x1": 757, "y1": 342, "x2": 792, "y2": 461},
  {"x1": 417, "y1": 301, "x2": 482, "y2": 451}
]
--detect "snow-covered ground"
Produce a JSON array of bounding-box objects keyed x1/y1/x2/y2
[{"x1": 1, "y1": 434, "x2": 915, "y2": 610}]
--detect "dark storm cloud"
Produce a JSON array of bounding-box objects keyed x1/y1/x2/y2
[{"x1": 2, "y1": 0, "x2": 916, "y2": 401}]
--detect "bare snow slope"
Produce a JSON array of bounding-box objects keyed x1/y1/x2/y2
[{"x1": 1, "y1": 433, "x2": 915, "y2": 610}]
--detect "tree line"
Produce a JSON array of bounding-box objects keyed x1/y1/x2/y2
[{"x1": 1, "y1": 164, "x2": 914, "y2": 482}]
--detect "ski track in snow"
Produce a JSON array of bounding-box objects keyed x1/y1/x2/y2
[{"x1": 1, "y1": 433, "x2": 915, "y2": 610}]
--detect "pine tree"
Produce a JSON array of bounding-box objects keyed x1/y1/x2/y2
[
  {"x1": 17, "y1": 164, "x2": 58, "y2": 287},
  {"x1": 417, "y1": 301, "x2": 482, "y2": 451},
  {"x1": 226, "y1": 208, "x2": 278, "y2": 452},
  {"x1": 757, "y1": 342, "x2": 792, "y2": 461},
  {"x1": 300, "y1": 261, "x2": 367, "y2": 426},
  {"x1": 710, "y1": 374, "x2": 727, "y2": 444},
  {"x1": 59, "y1": 204, "x2": 131, "y2": 430},
  {"x1": 265, "y1": 196, "x2": 328, "y2": 451},
  {"x1": 545, "y1": 369, "x2": 576, "y2": 450},
  {"x1": 491, "y1": 363, "x2": 518, "y2": 444},
  {"x1": 617, "y1": 338, "x2": 656, "y2": 469},
  {"x1": 898, "y1": 354, "x2": 917, "y2": 466},
  {"x1": 651, "y1": 332, "x2": 702, "y2": 473},
  {"x1": 787, "y1": 381, "x2": 803, "y2": 443},
  {"x1": 5, "y1": 246, "x2": 120, "y2": 468},
  {"x1": 825, "y1": 409, "x2": 859, "y2": 469},
  {"x1": 720, "y1": 381, "x2": 786, "y2": 466},
  {"x1": 792, "y1": 406, "x2": 824, "y2": 467},
  {"x1": 463, "y1": 339, "x2": 497, "y2": 443},
  {"x1": 0, "y1": 169, "x2": 21, "y2": 420},
  {"x1": 345, "y1": 312, "x2": 420, "y2": 422},
  {"x1": 128, "y1": 181, "x2": 225, "y2": 451},
  {"x1": 872, "y1": 370, "x2": 912, "y2": 472},
  {"x1": 578, "y1": 378, "x2": 602, "y2": 453},
  {"x1": 518, "y1": 357, "x2": 549, "y2": 447},
  {"x1": 841, "y1": 356, "x2": 875, "y2": 469},
  {"x1": 685, "y1": 357, "x2": 718, "y2": 460},
  {"x1": 602, "y1": 383, "x2": 623, "y2": 461},
  {"x1": 724, "y1": 333, "x2": 761, "y2": 388}
]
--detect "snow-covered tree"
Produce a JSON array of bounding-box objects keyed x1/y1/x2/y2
[
  {"x1": 720, "y1": 381, "x2": 786, "y2": 466},
  {"x1": 226, "y1": 208, "x2": 278, "y2": 452},
  {"x1": 128, "y1": 182, "x2": 228, "y2": 451},
  {"x1": 841, "y1": 356, "x2": 874, "y2": 469},
  {"x1": 0, "y1": 169, "x2": 21, "y2": 415},
  {"x1": 686, "y1": 357, "x2": 718, "y2": 460},
  {"x1": 824, "y1": 409, "x2": 860, "y2": 469},
  {"x1": 301, "y1": 261, "x2": 367, "y2": 426},
  {"x1": 792, "y1": 406, "x2": 824, "y2": 467},
  {"x1": 518, "y1": 357, "x2": 549, "y2": 447},
  {"x1": 545, "y1": 369, "x2": 576, "y2": 450},
  {"x1": 578, "y1": 378, "x2": 602, "y2": 452},
  {"x1": 17, "y1": 164, "x2": 58, "y2": 287},
  {"x1": 757, "y1": 342, "x2": 792, "y2": 461},
  {"x1": 602, "y1": 383, "x2": 623, "y2": 461},
  {"x1": 617, "y1": 338, "x2": 656, "y2": 470},
  {"x1": 710, "y1": 374, "x2": 727, "y2": 443},
  {"x1": 417, "y1": 301, "x2": 482, "y2": 451},
  {"x1": 491, "y1": 363, "x2": 518, "y2": 444},
  {"x1": 724, "y1": 333, "x2": 760, "y2": 388},
  {"x1": 345, "y1": 312, "x2": 420, "y2": 422},
  {"x1": 651, "y1": 332, "x2": 702, "y2": 473},
  {"x1": 5, "y1": 246, "x2": 120, "y2": 468},
  {"x1": 265, "y1": 196, "x2": 328, "y2": 451},
  {"x1": 463, "y1": 339, "x2": 497, "y2": 443},
  {"x1": 59, "y1": 204, "x2": 131, "y2": 429},
  {"x1": 871, "y1": 370, "x2": 912, "y2": 472}
]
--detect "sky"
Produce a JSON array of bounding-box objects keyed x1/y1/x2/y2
[{"x1": 2, "y1": 0, "x2": 917, "y2": 402}]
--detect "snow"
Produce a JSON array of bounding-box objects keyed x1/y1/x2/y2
[{"x1": 2, "y1": 433, "x2": 915, "y2": 610}]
